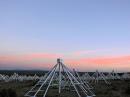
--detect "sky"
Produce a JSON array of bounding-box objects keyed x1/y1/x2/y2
[{"x1": 0, "y1": 0, "x2": 130, "y2": 72}]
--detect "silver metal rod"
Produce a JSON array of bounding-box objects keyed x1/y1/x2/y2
[
  {"x1": 25, "y1": 64, "x2": 58, "y2": 96},
  {"x1": 43, "y1": 64, "x2": 58, "y2": 97},
  {"x1": 59, "y1": 61, "x2": 61, "y2": 93},
  {"x1": 62, "y1": 65, "x2": 81, "y2": 97},
  {"x1": 34, "y1": 64, "x2": 58, "y2": 97},
  {"x1": 62, "y1": 64, "x2": 89, "y2": 95}
]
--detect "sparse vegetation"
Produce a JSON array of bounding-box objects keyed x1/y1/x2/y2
[
  {"x1": 0, "y1": 88, "x2": 17, "y2": 97},
  {"x1": 0, "y1": 79, "x2": 130, "y2": 97},
  {"x1": 125, "y1": 86, "x2": 130, "y2": 95},
  {"x1": 0, "y1": 71, "x2": 130, "y2": 97}
]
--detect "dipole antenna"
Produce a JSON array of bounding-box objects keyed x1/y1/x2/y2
[{"x1": 25, "y1": 58, "x2": 95, "y2": 97}]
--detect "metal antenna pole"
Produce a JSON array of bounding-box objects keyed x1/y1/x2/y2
[
  {"x1": 57, "y1": 59, "x2": 62, "y2": 94},
  {"x1": 43, "y1": 65, "x2": 58, "y2": 97}
]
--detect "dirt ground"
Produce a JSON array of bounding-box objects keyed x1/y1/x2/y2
[{"x1": 0, "y1": 79, "x2": 130, "y2": 97}]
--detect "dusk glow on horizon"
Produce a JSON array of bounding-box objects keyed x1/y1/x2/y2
[
  {"x1": 0, "y1": 52, "x2": 130, "y2": 72},
  {"x1": 0, "y1": 0, "x2": 130, "y2": 72}
]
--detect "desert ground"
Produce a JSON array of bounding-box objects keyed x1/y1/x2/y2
[{"x1": 0, "y1": 71, "x2": 130, "y2": 97}]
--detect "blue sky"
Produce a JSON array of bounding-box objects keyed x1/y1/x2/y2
[
  {"x1": 0, "y1": 0, "x2": 130, "y2": 53},
  {"x1": 0, "y1": 0, "x2": 130, "y2": 71}
]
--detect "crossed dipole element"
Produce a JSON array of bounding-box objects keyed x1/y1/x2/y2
[
  {"x1": 106, "y1": 70, "x2": 121, "y2": 80},
  {"x1": 24, "y1": 58, "x2": 95, "y2": 97},
  {"x1": 91, "y1": 70, "x2": 110, "y2": 84}
]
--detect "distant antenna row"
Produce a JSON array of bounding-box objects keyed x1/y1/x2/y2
[
  {"x1": 0, "y1": 59, "x2": 130, "y2": 97},
  {"x1": 0, "y1": 73, "x2": 43, "y2": 82},
  {"x1": 0, "y1": 70, "x2": 129, "y2": 83}
]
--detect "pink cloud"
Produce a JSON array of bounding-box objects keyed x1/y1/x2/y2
[
  {"x1": 24, "y1": 53, "x2": 63, "y2": 59},
  {"x1": 66, "y1": 55, "x2": 130, "y2": 71},
  {"x1": 65, "y1": 55, "x2": 130, "y2": 64},
  {"x1": 72, "y1": 49, "x2": 115, "y2": 56},
  {"x1": 0, "y1": 53, "x2": 62, "y2": 62},
  {"x1": 0, "y1": 53, "x2": 62, "y2": 69},
  {"x1": 0, "y1": 53, "x2": 130, "y2": 71}
]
